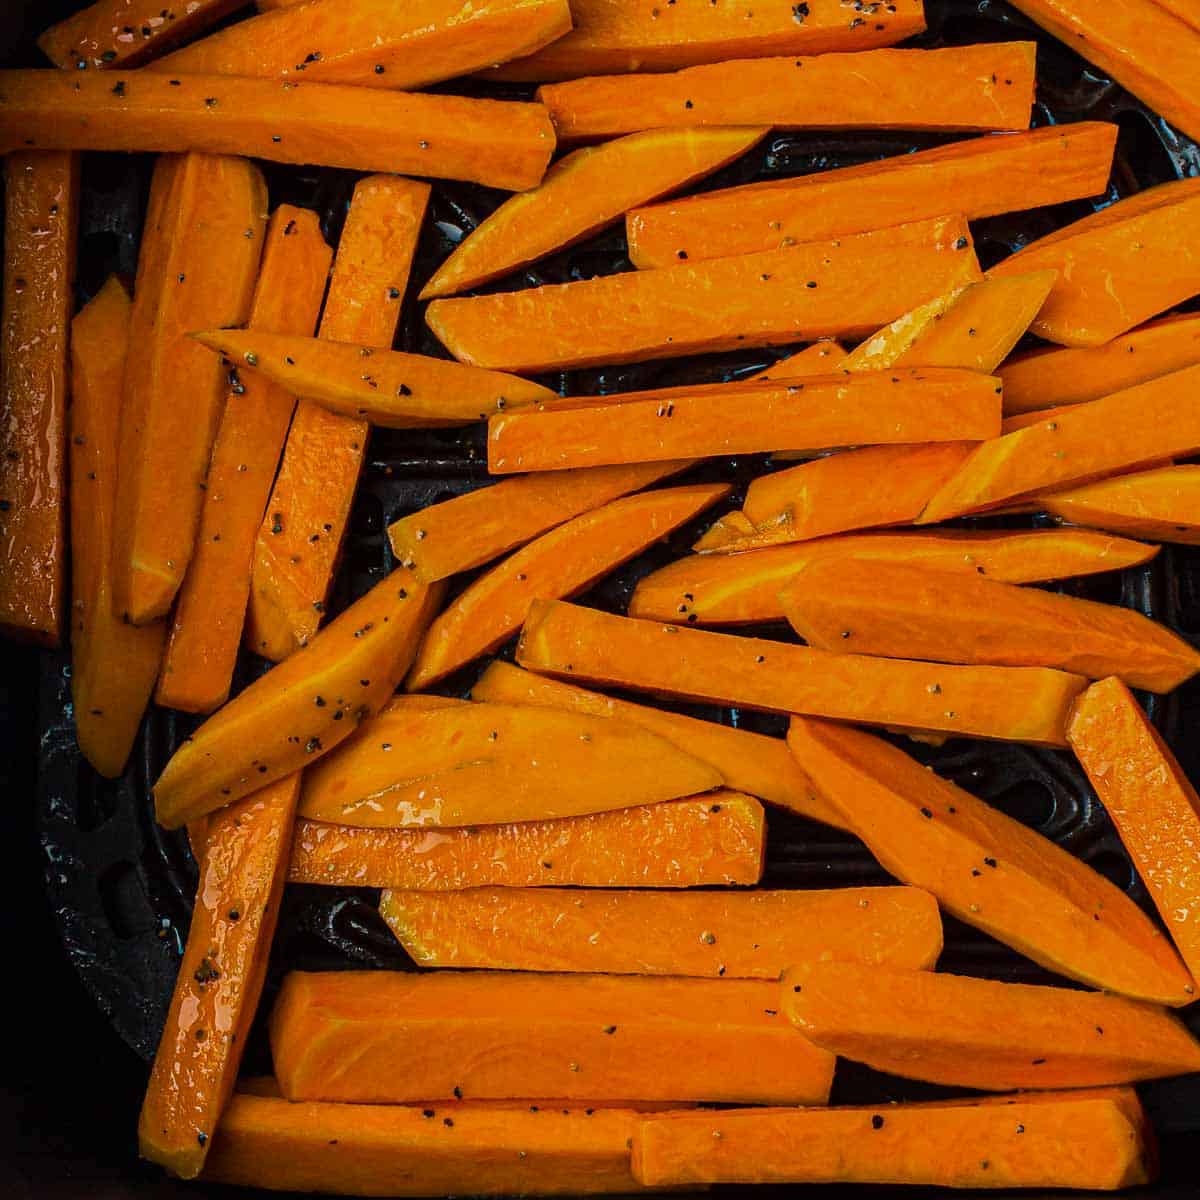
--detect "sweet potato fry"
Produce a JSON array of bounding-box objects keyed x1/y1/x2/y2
[
  {"x1": 271, "y1": 970, "x2": 835, "y2": 1104},
  {"x1": 1154, "y1": 0, "x2": 1200, "y2": 31},
  {"x1": 406, "y1": 483, "x2": 729, "y2": 688},
  {"x1": 517, "y1": 600, "x2": 1087, "y2": 745},
  {"x1": 1041, "y1": 465, "x2": 1200, "y2": 545},
  {"x1": 629, "y1": 529, "x2": 1158, "y2": 626},
  {"x1": 752, "y1": 340, "x2": 845, "y2": 382},
  {"x1": 537, "y1": 43, "x2": 1037, "y2": 139},
  {"x1": 0, "y1": 70, "x2": 557, "y2": 191},
  {"x1": 297, "y1": 698, "x2": 722, "y2": 827},
  {"x1": 787, "y1": 717, "x2": 1196, "y2": 1006},
  {"x1": 0, "y1": 152, "x2": 77, "y2": 646},
  {"x1": 628, "y1": 124, "x2": 1114, "y2": 268},
  {"x1": 489, "y1": 0, "x2": 926, "y2": 80},
  {"x1": 473, "y1": 660, "x2": 842, "y2": 828},
  {"x1": 289, "y1": 792, "x2": 767, "y2": 889},
  {"x1": 156, "y1": 208, "x2": 332, "y2": 713},
  {"x1": 781, "y1": 960, "x2": 1200, "y2": 1089},
  {"x1": 428, "y1": 215, "x2": 980, "y2": 372}
]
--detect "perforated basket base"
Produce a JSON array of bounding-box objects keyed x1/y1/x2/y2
[{"x1": 31, "y1": 0, "x2": 1200, "y2": 1135}]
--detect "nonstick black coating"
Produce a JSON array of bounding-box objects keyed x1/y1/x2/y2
[{"x1": 25, "y1": 0, "x2": 1200, "y2": 1157}]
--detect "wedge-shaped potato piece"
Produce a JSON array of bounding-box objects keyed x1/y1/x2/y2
[
  {"x1": 629, "y1": 123, "x2": 1116, "y2": 268},
  {"x1": 195, "y1": 329, "x2": 557, "y2": 429},
  {"x1": 0, "y1": 71, "x2": 556, "y2": 191},
  {"x1": 752, "y1": 339, "x2": 845, "y2": 382},
  {"x1": 632, "y1": 1091, "x2": 1156, "y2": 1189},
  {"x1": 428, "y1": 216, "x2": 981, "y2": 372},
  {"x1": 631, "y1": 529, "x2": 1159, "y2": 626},
  {"x1": 991, "y1": 178, "x2": 1200, "y2": 346},
  {"x1": 999, "y1": 314, "x2": 1200, "y2": 415},
  {"x1": 380, "y1": 885, "x2": 942, "y2": 976},
  {"x1": 783, "y1": 961, "x2": 1200, "y2": 1090},
  {"x1": 474, "y1": 660, "x2": 841, "y2": 827},
  {"x1": 1070, "y1": 677, "x2": 1200, "y2": 986},
  {"x1": 69, "y1": 277, "x2": 166, "y2": 776},
  {"x1": 921, "y1": 363, "x2": 1200, "y2": 522},
  {"x1": 272, "y1": 970, "x2": 835, "y2": 1104},
  {"x1": 783, "y1": 559, "x2": 1200, "y2": 693},
  {"x1": 422, "y1": 127, "x2": 768, "y2": 299},
  {"x1": 787, "y1": 717, "x2": 1195, "y2": 1005},
  {"x1": 139, "y1": 775, "x2": 299, "y2": 1179},
  {"x1": 290, "y1": 792, "x2": 765, "y2": 888},
  {"x1": 518, "y1": 600, "x2": 1087, "y2": 745},
  {"x1": 407, "y1": 483, "x2": 729, "y2": 689},
  {"x1": 388, "y1": 462, "x2": 694, "y2": 583},
  {"x1": 203, "y1": 1094, "x2": 663, "y2": 1196},
  {"x1": 157, "y1": 208, "x2": 332, "y2": 714},
  {"x1": 538, "y1": 43, "x2": 1036, "y2": 139},
  {"x1": 1041, "y1": 465, "x2": 1200, "y2": 545},
  {"x1": 1007, "y1": 0, "x2": 1200, "y2": 143},
  {"x1": 153, "y1": 570, "x2": 443, "y2": 829},
  {"x1": 489, "y1": 367, "x2": 1000, "y2": 473},
  {"x1": 489, "y1": 0, "x2": 925, "y2": 81},
  {"x1": 298, "y1": 698, "x2": 722, "y2": 827},
  {"x1": 149, "y1": 0, "x2": 572, "y2": 91}
]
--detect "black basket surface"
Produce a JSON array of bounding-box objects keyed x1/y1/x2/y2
[{"x1": 6, "y1": 0, "x2": 1200, "y2": 1194}]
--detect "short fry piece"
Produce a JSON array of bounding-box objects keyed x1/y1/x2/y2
[
  {"x1": 1041, "y1": 465, "x2": 1200, "y2": 545},
  {"x1": 517, "y1": 600, "x2": 1087, "y2": 746},
  {"x1": 271, "y1": 970, "x2": 836, "y2": 1104},
  {"x1": 787, "y1": 717, "x2": 1196, "y2": 1006},
  {"x1": 139, "y1": 775, "x2": 300, "y2": 1179},
  {"x1": 380, "y1": 885, "x2": 942, "y2": 976},
  {"x1": 538, "y1": 44, "x2": 1036, "y2": 140},
  {"x1": 289, "y1": 792, "x2": 766, "y2": 889},
  {"x1": 70, "y1": 277, "x2": 166, "y2": 776},
  {"x1": 407, "y1": 483, "x2": 730, "y2": 688},
  {"x1": 0, "y1": 152, "x2": 77, "y2": 646},
  {"x1": 1069, "y1": 676, "x2": 1200, "y2": 987}
]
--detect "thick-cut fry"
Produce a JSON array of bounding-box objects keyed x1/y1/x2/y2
[
  {"x1": 1155, "y1": 0, "x2": 1200, "y2": 31},
  {"x1": 196, "y1": 330, "x2": 557, "y2": 430},
  {"x1": 920, "y1": 363, "x2": 1200, "y2": 522},
  {"x1": 538, "y1": 43, "x2": 1036, "y2": 140},
  {"x1": 38, "y1": 0, "x2": 244, "y2": 70},
  {"x1": 69, "y1": 278, "x2": 166, "y2": 777},
  {"x1": 111, "y1": 153, "x2": 266, "y2": 624},
  {"x1": 1070, "y1": 677, "x2": 1200, "y2": 986},
  {"x1": 489, "y1": 368, "x2": 1000, "y2": 473},
  {"x1": 781, "y1": 961, "x2": 1200, "y2": 1089},
  {"x1": 629, "y1": 124, "x2": 1115, "y2": 268},
  {"x1": 1042, "y1": 466, "x2": 1200, "y2": 545},
  {"x1": 517, "y1": 600, "x2": 1087, "y2": 745},
  {"x1": 422, "y1": 127, "x2": 767, "y2": 298},
  {"x1": 156, "y1": 208, "x2": 331, "y2": 713},
  {"x1": 1006, "y1": 0, "x2": 1200, "y2": 142},
  {"x1": 272, "y1": 970, "x2": 836, "y2": 1104},
  {"x1": 297, "y1": 699, "x2": 722, "y2": 827},
  {"x1": 782, "y1": 559, "x2": 1200, "y2": 693},
  {"x1": 289, "y1": 792, "x2": 766, "y2": 889},
  {"x1": 632, "y1": 1092, "x2": 1155, "y2": 1190},
  {"x1": 429, "y1": 215, "x2": 981, "y2": 372},
  {"x1": 473, "y1": 661, "x2": 842, "y2": 828},
  {"x1": 787, "y1": 717, "x2": 1196, "y2": 1006},
  {"x1": 407, "y1": 483, "x2": 730, "y2": 688},
  {"x1": 249, "y1": 176, "x2": 428, "y2": 662},
  {"x1": 150, "y1": 0, "x2": 572, "y2": 90},
  {"x1": 991, "y1": 179, "x2": 1200, "y2": 346},
  {"x1": 999, "y1": 314, "x2": 1200, "y2": 414},
  {"x1": 0, "y1": 71, "x2": 557, "y2": 191},
  {"x1": 0, "y1": 152, "x2": 77, "y2": 646},
  {"x1": 380, "y1": 886, "x2": 942, "y2": 976},
  {"x1": 388, "y1": 462, "x2": 693, "y2": 583},
  {"x1": 152, "y1": 570, "x2": 443, "y2": 829},
  {"x1": 752, "y1": 340, "x2": 845, "y2": 382},
  {"x1": 489, "y1": 0, "x2": 926, "y2": 80},
  {"x1": 203, "y1": 1094, "x2": 652, "y2": 1196},
  {"x1": 139, "y1": 775, "x2": 299, "y2": 1179},
  {"x1": 630, "y1": 529, "x2": 1159, "y2": 626}
]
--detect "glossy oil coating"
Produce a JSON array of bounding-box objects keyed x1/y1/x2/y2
[{"x1": 1042, "y1": 465, "x2": 1200, "y2": 545}]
